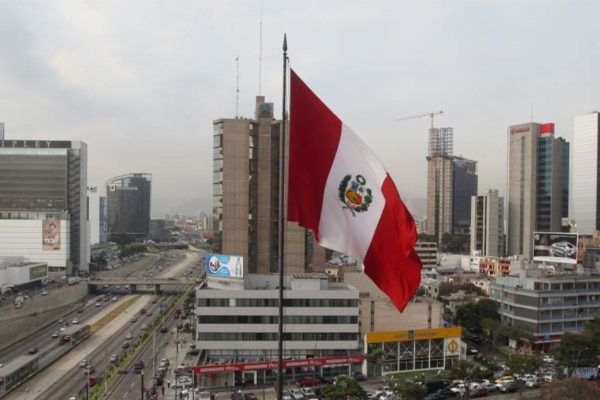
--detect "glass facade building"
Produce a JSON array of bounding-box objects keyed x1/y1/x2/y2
[
  {"x1": 106, "y1": 173, "x2": 152, "y2": 239},
  {"x1": 572, "y1": 112, "x2": 600, "y2": 235},
  {"x1": 452, "y1": 157, "x2": 478, "y2": 234},
  {"x1": 0, "y1": 140, "x2": 88, "y2": 275}
]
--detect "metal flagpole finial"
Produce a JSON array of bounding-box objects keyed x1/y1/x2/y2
[{"x1": 283, "y1": 34, "x2": 287, "y2": 52}]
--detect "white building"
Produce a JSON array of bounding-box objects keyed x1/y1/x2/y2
[
  {"x1": 0, "y1": 257, "x2": 47, "y2": 292},
  {"x1": 470, "y1": 189, "x2": 504, "y2": 257},
  {"x1": 87, "y1": 187, "x2": 100, "y2": 245},
  {"x1": 0, "y1": 211, "x2": 70, "y2": 273},
  {"x1": 572, "y1": 112, "x2": 600, "y2": 235}
]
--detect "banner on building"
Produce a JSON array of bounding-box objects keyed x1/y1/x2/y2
[
  {"x1": 206, "y1": 254, "x2": 243, "y2": 279},
  {"x1": 42, "y1": 218, "x2": 61, "y2": 251},
  {"x1": 29, "y1": 264, "x2": 48, "y2": 281},
  {"x1": 533, "y1": 232, "x2": 578, "y2": 264}
]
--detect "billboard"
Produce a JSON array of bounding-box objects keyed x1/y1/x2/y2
[
  {"x1": 29, "y1": 264, "x2": 48, "y2": 281},
  {"x1": 42, "y1": 218, "x2": 61, "y2": 251},
  {"x1": 533, "y1": 232, "x2": 578, "y2": 264},
  {"x1": 206, "y1": 254, "x2": 243, "y2": 279}
]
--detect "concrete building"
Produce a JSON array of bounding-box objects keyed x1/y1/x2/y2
[
  {"x1": 0, "y1": 140, "x2": 88, "y2": 275},
  {"x1": 572, "y1": 112, "x2": 600, "y2": 234},
  {"x1": 99, "y1": 196, "x2": 108, "y2": 243},
  {"x1": 0, "y1": 257, "x2": 47, "y2": 292},
  {"x1": 490, "y1": 268, "x2": 600, "y2": 352},
  {"x1": 426, "y1": 128, "x2": 478, "y2": 240},
  {"x1": 0, "y1": 123, "x2": 4, "y2": 140},
  {"x1": 415, "y1": 242, "x2": 438, "y2": 276},
  {"x1": 470, "y1": 189, "x2": 504, "y2": 257},
  {"x1": 479, "y1": 257, "x2": 511, "y2": 277},
  {"x1": 212, "y1": 96, "x2": 308, "y2": 275},
  {"x1": 507, "y1": 123, "x2": 569, "y2": 259},
  {"x1": 196, "y1": 273, "x2": 359, "y2": 384},
  {"x1": 106, "y1": 173, "x2": 152, "y2": 239},
  {"x1": 344, "y1": 272, "x2": 443, "y2": 337},
  {"x1": 87, "y1": 187, "x2": 100, "y2": 245}
]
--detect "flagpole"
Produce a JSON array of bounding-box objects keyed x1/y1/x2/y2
[{"x1": 277, "y1": 33, "x2": 288, "y2": 400}]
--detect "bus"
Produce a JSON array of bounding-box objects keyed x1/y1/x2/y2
[
  {"x1": 0, "y1": 355, "x2": 39, "y2": 397},
  {"x1": 60, "y1": 324, "x2": 91, "y2": 346}
]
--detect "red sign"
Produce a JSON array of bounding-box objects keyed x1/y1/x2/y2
[{"x1": 192, "y1": 355, "x2": 364, "y2": 375}]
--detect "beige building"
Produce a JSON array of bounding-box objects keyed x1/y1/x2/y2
[
  {"x1": 343, "y1": 272, "x2": 443, "y2": 339},
  {"x1": 212, "y1": 96, "x2": 307, "y2": 275},
  {"x1": 415, "y1": 241, "x2": 438, "y2": 275},
  {"x1": 470, "y1": 189, "x2": 504, "y2": 257}
]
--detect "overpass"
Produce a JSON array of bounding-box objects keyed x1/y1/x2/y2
[{"x1": 87, "y1": 277, "x2": 196, "y2": 294}]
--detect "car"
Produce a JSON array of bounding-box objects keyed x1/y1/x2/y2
[
  {"x1": 58, "y1": 318, "x2": 65, "y2": 324},
  {"x1": 125, "y1": 332, "x2": 133, "y2": 340},
  {"x1": 551, "y1": 241, "x2": 576, "y2": 257},
  {"x1": 112, "y1": 296, "x2": 117, "y2": 301},
  {"x1": 141, "y1": 324, "x2": 148, "y2": 330},
  {"x1": 289, "y1": 389, "x2": 304, "y2": 400},
  {"x1": 133, "y1": 360, "x2": 145, "y2": 370},
  {"x1": 79, "y1": 359, "x2": 89, "y2": 368},
  {"x1": 122, "y1": 341, "x2": 130, "y2": 349},
  {"x1": 499, "y1": 381, "x2": 519, "y2": 393},
  {"x1": 52, "y1": 331, "x2": 59, "y2": 338},
  {"x1": 72, "y1": 318, "x2": 79, "y2": 324},
  {"x1": 140, "y1": 308, "x2": 147, "y2": 315},
  {"x1": 160, "y1": 325, "x2": 168, "y2": 333},
  {"x1": 88, "y1": 376, "x2": 97, "y2": 387},
  {"x1": 77, "y1": 308, "x2": 84, "y2": 313},
  {"x1": 469, "y1": 387, "x2": 488, "y2": 398},
  {"x1": 244, "y1": 393, "x2": 257, "y2": 400},
  {"x1": 110, "y1": 354, "x2": 118, "y2": 363},
  {"x1": 424, "y1": 390, "x2": 458, "y2": 400},
  {"x1": 296, "y1": 376, "x2": 322, "y2": 387},
  {"x1": 83, "y1": 365, "x2": 95, "y2": 375},
  {"x1": 28, "y1": 347, "x2": 38, "y2": 354},
  {"x1": 95, "y1": 301, "x2": 101, "y2": 307},
  {"x1": 41, "y1": 290, "x2": 48, "y2": 296},
  {"x1": 525, "y1": 379, "x2": 541, "y2": 388},
  {"x1": 300, "y1": 388, "x2": 315, "y2": 397},
  {"x1": 480, "y1": 382, "x2": 497, "y2": 392},
  {"x1": 59, "y1": 326, "x2": 66, "y2": 332},
  {"x1": 282, "y1": 392, "x2": 292, "y2": 400},
  {"x1": 231, "y1": 392, "x2": 243, "y2": 400},
  {"x1": 543, "y1": 355, "x2": 555, "y2": 363},
  {"x1": 352, "y1": 371, "x2": 366, "y2": 381}
]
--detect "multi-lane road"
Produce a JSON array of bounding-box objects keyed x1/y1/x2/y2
[{"x1": 2, "y1": 249, "x2": 202, "y2": 400}]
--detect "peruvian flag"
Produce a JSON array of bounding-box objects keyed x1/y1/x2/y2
[{"x1": 288, "y1": 70, "x2": 422, "y2": 311}]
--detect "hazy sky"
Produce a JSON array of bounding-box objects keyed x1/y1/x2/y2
[{"x1": 1, "y1": 1, "x2": 599, "y2": 217}]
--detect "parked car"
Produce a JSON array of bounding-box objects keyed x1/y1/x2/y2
[
  {"x1": 125, "y1": 332, "x2": 133, "y2": 340},
  {"x1": 160, "y1": 325, "x2": 168, "y2": 333},
  {"x1": 289, "y1": 389, "x2": 305, "y2": 400},
  {"x1": 72, "y1": 318, "x2": 79, "y2": 324},
  {"x1": 499, "y1": 381, "x2": 519, "y2": 393},
  {"x1": 110, "y1": 354, "x2": 118, "y2": 363},
  {"x1": 352, "y1": 372, "x2": 366, "y2": 381},
  {"x1": 300, "y1": 388, "x2": 315, "y2": 397},
  {"x1": 122, "y1": 341, "x2": 130, "y2": 349},
  {"x1": 296, "y1": 376, "x2": 322, "y2": 387},
  {"x1": 469, "y1": 387, "x2": 488, "y2": 398},
  {"x1": 244, "y1": 393, "x2": 257, "y2": 400}
]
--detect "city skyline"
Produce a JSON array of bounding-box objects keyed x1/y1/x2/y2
[{"x1": 1, "y1": 1, "x2": 600, "y2": 216}]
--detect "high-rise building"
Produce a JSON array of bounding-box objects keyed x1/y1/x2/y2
[
  {"x1": 426, "y1": 127, "x2": 478, "y2": 240},
  {"x1": 470, "y1": 189, "x2": 504, "y2": 257},
  {"x1": 0, "y1": 139, "x2": 89, "y2": 275},
  {"x1": 0, "y1": 123, "x2": 4, "y2": 140},
  {"x1": 213, "y1": 96, "x2": 307, "y2": 275},
  {"x1": 572, "y1": 112, "x2": 600, "y2": 235},
  {"x1": 99, "y1": 196, "x2": 108, "y2": 243},
  {"x1": 106, "y1": 173, "x2": 152, "y2": 240},
  {"x1": 87, "y1": 186, "x2": 100, "y2": 245},
  {"x1": 507, "y1": 123, "x2": 569, "y2": 259}
]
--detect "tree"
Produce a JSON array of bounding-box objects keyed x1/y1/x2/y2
[
  {"x1": 447, "y1": 360, "x2": 488, "y2": 381},
  {"x1": 391, "y1": 378, "x2": 427, "y2": 400},
  {"x1": 553, "y1": 333, "x2": 599, "y2": 377},
  {"x1": 455, "y1": 299, "x2": 500, "y2": 334},
  {"x1": 542, "y1": 378, "x2": 600, "y2": 400},
  {"x1": 506, "y1": 354, "x2": 543, "y2": 375},
  {"x1": 113, "y1": 233, "x2": 135, "y2": 245},
  {"x1": 322, "y1": 376, "x2": 365, "y2": 400},
  {"x1": 366, "y1": 348, "x2": 383, "y2": 377},
  {"x1": 481, "y1": 318, "x2": 500, "y2": 345}
]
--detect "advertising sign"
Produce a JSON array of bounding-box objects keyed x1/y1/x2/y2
[
  {"x1": 206, "y1": 254, "x2": 244, "y2": 279},
  {"x1": 29, "y1": 264, "x2": 48, "y2": 281},
  {"x1": 42, "y1": 218, "x2": 61, "y2": 251},
  {"x1": 533, "y1": 232, "x2": 578, "y2": 264}
]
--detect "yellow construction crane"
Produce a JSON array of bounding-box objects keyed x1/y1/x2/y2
[{"x1": 395, "y1": 110, "x2": 444, "y2": 130}]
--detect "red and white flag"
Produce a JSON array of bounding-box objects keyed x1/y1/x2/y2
[{"x1": 288, "y1": 70, "x2": 422, "y2": 311}]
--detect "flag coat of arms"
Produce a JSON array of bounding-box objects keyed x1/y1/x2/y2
[{"x1": 288, "y1": 70, "x2": 422, "y2": 311}]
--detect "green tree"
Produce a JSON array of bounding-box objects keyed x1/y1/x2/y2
[
  {"x1": 553, "y1": 333, "x2": 599, "y2": 377},
  {"x1": 366, "y1": 348, "x2": 383, "y2": 377},
  {"x1": 322, "y1": 376, "x2": 365, "y2": 400},
  {"x1": 506, "y1": 354, "x2": 543, "y2": 375},
  {"x1": 455, "y1": 299, "x2": 499, "y2": 334},
  {"x1": 417, "y1": 233, "x2": 437, "y2": 242},
  {"x1": 391, "y1": 378, "x2": 427, "y2": 400},
  {"x1": 447, "y1": 360, "x2": 488, "y2": 381},
  {"x1": 113, "y1": 233, "x2": 135, "y2": 245},
  {"x1": 542, "y1": 378, "x2": 600, "y2": 400}
]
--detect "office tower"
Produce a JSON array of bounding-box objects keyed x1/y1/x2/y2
[
  {"x1": 507, "y1": 123, "x2": 569, "y2": 258},
  {"x1": 87, "y1": 186, "x2": 100, "y2": 245},
  {"x1": 106, "y1": 173, "x2": 152, "y2": 239},
  {"x1": 0, "y1": 139, "x2": 89, "y2": 275},
  {"x1": 213, "y1": 96, "x2": 307, "y2": 275},
  {"x1": 99, "y1": 196, "x2": 108, "y2": 243},
  {"x1": 0, "y1": 123, "x2": 4, "y2": 140},
  {"x1": 426, "y1": 127, "x2": 478, "y2": 240},
  {"x1": 572, "y1": 112, "x2": 600, "y2": 235},
  {"x1": 470, "y1": 189, "x2": 504, "y2": 257}
]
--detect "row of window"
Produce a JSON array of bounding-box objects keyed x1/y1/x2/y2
[
  {"x1": 197, "y1": 332, "x2": 358, "y2": 341},
  {"x1": 198, "y1": 315, "x2": 358, "y2": 324},
  {"x1": 197, "y1": 298, "x2": 359, "y2": 308}
]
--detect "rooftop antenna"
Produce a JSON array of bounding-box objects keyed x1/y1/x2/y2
[
  {"x1": 236, "y1": 56, "x2": 240, "y2": 118},
  {"x1": 258, "y1": 2, "x2": 263, "y2": 95}
]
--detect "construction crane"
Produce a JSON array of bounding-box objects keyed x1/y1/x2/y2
[{"x1": 395, "y1": 110, "x2": 444, "y2": 130}]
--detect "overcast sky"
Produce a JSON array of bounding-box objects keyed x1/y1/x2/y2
[{"x1": 1, "y1": 1, "x2": 599, "y2": 217}]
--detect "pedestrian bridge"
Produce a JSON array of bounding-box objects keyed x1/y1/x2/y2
[{"x1": 87, "y1": 277, "x2": 195, "y2": 294}]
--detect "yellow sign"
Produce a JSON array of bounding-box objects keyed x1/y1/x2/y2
[
  {"x1": 447, "y1": 339, "x2": 459, "y2": 354},
  {"x1": 366, "y1": 327, "x2": 462, "y2": 344}
]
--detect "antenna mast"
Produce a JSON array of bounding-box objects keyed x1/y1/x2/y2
[
  {"x1": 258, "y1": 3, "x2": 263, "y2": 95},
  {"x1": 236, "y1": 56, "x2": 240, "y2": 118}
]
